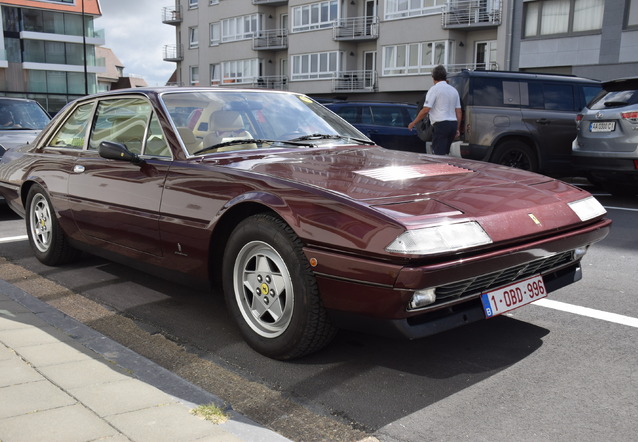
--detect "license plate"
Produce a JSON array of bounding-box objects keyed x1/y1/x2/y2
[
  {"x1": 589, "y1": 122, "x2": 615, "y2": 132},
  {"x1": 480, "y1": 275, "x2": 547, "y2": 319}
]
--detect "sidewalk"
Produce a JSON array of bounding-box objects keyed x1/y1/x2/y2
[{"x1": 0, "y1": 279, "x2": 289, "y2": 442}]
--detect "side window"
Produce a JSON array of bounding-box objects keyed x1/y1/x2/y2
[
  {"x1": 371, "y1": 106, "x2": 405, "y2": 127},
  {"x1": 471, "y1": 77, "x2": 504, "y2": 107},
  {"x1": 89, "y1": 98, "x2": 152, "y2": 155},
  {"x1": 360, "y1": 106, "x2": 373, "y2": 124},
  {"x1": 542, "y1": 84, "x2": 575, "y2": 111},
  {"x1": 48, "y1": 103, "x2": 94, "y2": 149},
  {"x1": 334, "y1": 106, "x2": 360, "y2": 124}
]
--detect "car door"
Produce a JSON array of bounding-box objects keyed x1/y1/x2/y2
[
  {"x1": 522, "y1": 81, "x2": 580, "y2": 173},
  {"x1": 66, "y1": 96, "x2": 171, "y2": 256},
  {"x1": 363, "y1": 105, "x2": 422, "y2": 153}
]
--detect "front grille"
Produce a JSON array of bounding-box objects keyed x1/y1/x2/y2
[{"x1": 433, "y1": 250, "x2": 575, "y2": 305}]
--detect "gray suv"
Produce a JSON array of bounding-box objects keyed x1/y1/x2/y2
[
  {"x1": 572, "y1": 77, "x2": 638, "y2": 196},
  {"x1": 448, "y1": 70, "x2": 601, "y2": 176}
]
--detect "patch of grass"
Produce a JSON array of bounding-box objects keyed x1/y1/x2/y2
[{"x1": 191, "y1": 403, "x2": 229, "y2": 424}]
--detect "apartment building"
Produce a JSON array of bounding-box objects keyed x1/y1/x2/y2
[
  {"x1": 164, "y1": 1, "x2": 638, "y2": 102},
  {"x1": 0, "y1": 0, "x2": 104, "y2": 113},
  {"x1": 163, "y1": 0, "x2": 508, "y2": 102},
  {"x1": 511, "y1": 0, "x2": 638, "y2": 81}
]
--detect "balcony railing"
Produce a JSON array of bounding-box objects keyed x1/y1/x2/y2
[
  {"x1": 162, "y1": 5, "x2": 182, "y2": 25},
  {"x1": 332, "y1": 70, "x2": 377, "y2": 92},
  {"x1": 446, "y1": 62, "x2": 499, "y2": 73},
  {"x1": 333, "y1": 16, "x2": 379, "y2": 40},
  {"x1": 252, "y1": 0, "x2": 288, "y2": 5},
  {"x1": 163, "y1": 44, "x2": 183, "y2": 62},
  {"x1": 214, "y1": 76, "x2": 288, "y2": 90},
  {"x1": 253, "y1": 29, "x2": 288, "y2": 50},
  {"x1": 442, "y1": 0, "x2": 502, "y2": 29}
]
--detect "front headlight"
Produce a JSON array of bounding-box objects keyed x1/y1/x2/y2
[
  {"x1": 568, "y1": 196, "x2": 606, "y2": 222},
  {"x1": 386, "y1": 221, "x2": 492, "y2": 255}
]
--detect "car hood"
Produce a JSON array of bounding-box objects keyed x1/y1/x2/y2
[
  {"x1": 0, "y1": 129, "x2": 41, "y2": 150},
  {"x1": 222, "y1": 146, "x2": 594, "y2": 243}
]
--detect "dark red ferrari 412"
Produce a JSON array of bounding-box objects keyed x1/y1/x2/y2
[{"x1": 0, "y1": 88, "x2": 611, "y2": 359}]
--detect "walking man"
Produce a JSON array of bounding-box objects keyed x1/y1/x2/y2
[{"x1": 408, "y1": 65, "x2": 462, "y2": 155}]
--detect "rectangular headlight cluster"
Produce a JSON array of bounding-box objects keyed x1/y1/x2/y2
[
  {"x1": 568, "y1": 196, "x2": 606, "y2": 222},
  {"x1": 386, "y1": 221, "x2": 492, "y2": 255}
]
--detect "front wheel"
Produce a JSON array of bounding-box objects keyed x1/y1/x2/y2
[
  {"x1": 491, "y1": 140, "x2": 539, "y2": 172},
  {"x1": 25, "y1": 185, "x2": 80, "y2": 265},
  {"x1": 222, "y1": 214, "x2": 336, "y2": 360}
]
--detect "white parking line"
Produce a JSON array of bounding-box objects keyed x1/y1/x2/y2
[
  {"x1": 534, "y1": 299, "x2": 638, "y2": 328},
  {"x1": 603, "y1": 205, "x2": 638, "y2": 213},
  {"x1": 0, "y1": 235, "x2": 28, "y2": 244}
]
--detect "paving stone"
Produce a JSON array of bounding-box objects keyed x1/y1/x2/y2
[{"x1": 0, "y1": 379, "x2": 76, "y2": 419}]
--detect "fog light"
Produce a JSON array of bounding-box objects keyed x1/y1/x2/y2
[
  {"x1": 573, "y1": 246, "x2": 588, "y2": 260},
  {"x1": 409, "y1": 288, "x2": 436, "y2": 310}
]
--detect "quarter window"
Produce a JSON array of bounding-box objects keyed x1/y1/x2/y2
[{"x1": 48, "y1": 102, "x2": 94, "y2": 149}]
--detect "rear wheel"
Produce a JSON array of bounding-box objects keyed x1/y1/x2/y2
[
  {"x1": 492, "y1": 140, "x2": 538, "y2": 172},
  {"x1": 25, "y1": 185, "x2": 80, "y2": 265},
  {"x1": 222, "y1": 214, "x2": 337, "y2": 360}
]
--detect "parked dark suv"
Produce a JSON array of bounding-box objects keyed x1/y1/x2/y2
[
  {"x1": 324, "y1": 101, "x2": 423, "y2": 153},
  {"x1": 448, "y1": 70, "x2": 601, "y2": 176}
]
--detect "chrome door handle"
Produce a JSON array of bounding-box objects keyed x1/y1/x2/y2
[{"x1": 73, "y1": 165, "x2": 85, "y2": 173}]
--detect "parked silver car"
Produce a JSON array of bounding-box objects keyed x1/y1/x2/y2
[
  {"x1": 572, "y1": 77, "x2": 638, "y2": 196},
  {"x1": 0, "y1": 97, "x2": 51, "y2": 157}
]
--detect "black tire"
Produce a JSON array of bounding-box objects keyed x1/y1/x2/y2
[
  {"x1": 491, "y1": 140, "x2": 539, "y2": 172},
  {"x1": 25, "y1": 184, "x2": 80, "y2": 266},
  {"x1": 222, "y1": 213, "x2": 337, "y2": 360}
]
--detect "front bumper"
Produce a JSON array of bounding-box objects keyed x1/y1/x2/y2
[{"x1": 305, "y1": 218, "x2": 611, "y2": 339}]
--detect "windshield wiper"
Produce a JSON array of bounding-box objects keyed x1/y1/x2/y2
[
  {"x1": 193, "y1": 138, "x2": 315, "y2": 155},
  {"x1": 289, "y1": 133, "x2": 376, "y2": 145},
  {"x1": 604, "y1": 100, "x2": 629, "y2": 107}
]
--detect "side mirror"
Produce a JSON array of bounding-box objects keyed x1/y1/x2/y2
[{"x1": 98, "y1": 141, "x2": 143, "y2": 164}]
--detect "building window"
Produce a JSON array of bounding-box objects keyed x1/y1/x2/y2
[
  {"x1": 189, "y1": 0, "x2": 198, "y2": 9},
  {"x1": 384, "y1": 0, "x2": 446, "y2": 20},
  {"x1": 210, "y1": 0, "x2": 220, "y2": 4},
  {"x1": 628, "y1": 0, "x2": 638, "y2": 28},
  {"x1": 524, "y1": 0, "x2": 604, "y2": 37},
  {"x1": 291, "y1": 51, "x2": 341, "y2": 80},
  {"x1": 221, "y1": 59, "x2": 260, "y2": 84},
  {"x1": 210, "y1": 22, "x2": 220, "y2": 45},
  {"x1": 292, "y1": 1, "x2": 338, "y2": 32},
  {"x1": 210, "y1": 64, "x2": 221, "y2": 85},
  {"x1": 382, "y1": 41, "x2": 450, "y2": 76},
  {"x1": 190, "y1": 66, "x2": 199, "y2": 85},
  {"x1": 189, "y1": 27, "x2": 199, "y2": 48},
  {"x1": 221, "y1": 14, "x2": 262, "y2": 42}
]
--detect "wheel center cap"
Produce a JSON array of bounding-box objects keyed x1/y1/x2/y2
[{"x1": 260, "y1": 283, "x2": 269, "y2": 295}]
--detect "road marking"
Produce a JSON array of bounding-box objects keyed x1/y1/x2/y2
[
  {"x1": 0, "y1": 235, "x2": 28, "y2": 244},
  {"x1": 534, "y1": 299, "x2": 638, "y2": 328},
  {"x1": 603, "y1": 205, "x2": 638, "y2": 213}
]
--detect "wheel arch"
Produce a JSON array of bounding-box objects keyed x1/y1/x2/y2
[{"x1": 491, "y1": 134, "x2": 542, "y2": 170}]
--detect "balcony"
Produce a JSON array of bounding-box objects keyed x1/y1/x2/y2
[
  {"x1": 332, "y1": 70, "x2": 377, "y2": 93},
  {"x1": 333, "y1": 16, "x2": 379, "y2": 41},
  {"x1": 252, "y1": 0, "x2": 288, "y2": 5},
  {"x1": 162, "y1": 5, "x2": 182, "y2": 25},
  {"x1": 163, "y1": 44, "x2": 183, "y2": 62},
  {"x1": 442, "y1": 0, "x2": 502, "y2": 29},
  {"x1": 253, "y1": 29, "x2": 288, "y2": 50},
  {"x1": 446, "y1": 62, "x2": 499, "y2": 73}
]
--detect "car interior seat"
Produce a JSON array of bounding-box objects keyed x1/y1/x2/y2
[{"x1": 203, "y1": 110, "x2": 256, "y2": 152}]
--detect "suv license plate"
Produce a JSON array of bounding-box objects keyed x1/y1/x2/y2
[
  {"x1": 480, "y1": 275, "x2": 547, "y2": 319},
  {"x1": 590, "y1": 122, "x2": 616, "y2": 132}
]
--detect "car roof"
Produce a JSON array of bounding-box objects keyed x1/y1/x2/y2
[
  {"x1": 0, "y1": 97, "x2": 41, "y2": 104},
  {"x1": 448, "y1": 70, "x2": 600, "y2": 84},
  {"x1": 325, "y1": 101, "x2": 416, "y2": 107},
  {"x1": 602, "y1": 77, "x2": 638, "y2": 90}
]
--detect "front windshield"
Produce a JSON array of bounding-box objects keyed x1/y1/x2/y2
[
  {"x1": 160, "y1": 90, "x2": 369, "y2": 155},
  {"x1": 0, "y1": 100, "x2": 50, "y2": 130}
]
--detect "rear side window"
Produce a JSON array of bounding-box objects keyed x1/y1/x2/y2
[
  {"x1": 470, "y1": 77, "x2": 504, "y2": 107},
  {"x1": 528, "y1": 82, "x2": 576, "y2": 111},
  {"x1": 371, "y1": 106, "x2": 408, "y2": 127}
]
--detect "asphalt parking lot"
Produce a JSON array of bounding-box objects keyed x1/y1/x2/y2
[{"x1": 1, "y1": 182, "x2": 637, "y2": 441}]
